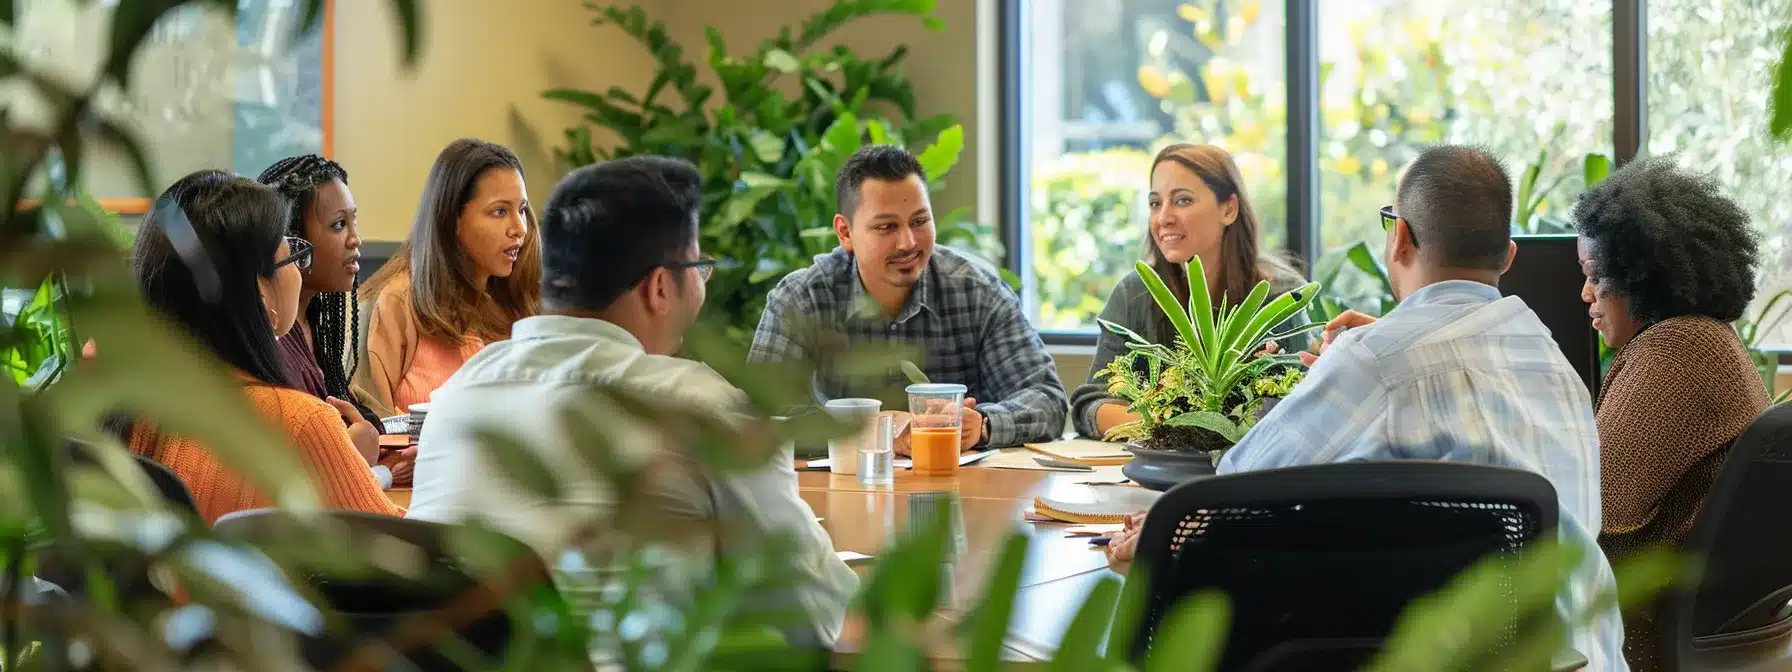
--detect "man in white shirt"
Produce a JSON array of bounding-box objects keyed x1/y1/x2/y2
[{"x1": 406, "y1": 156, "x2": 855, "y2": 647}]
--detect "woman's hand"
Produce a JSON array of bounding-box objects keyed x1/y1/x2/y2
[{"x1": 328, "y1": 397, "x2": 379, "y2": 466}]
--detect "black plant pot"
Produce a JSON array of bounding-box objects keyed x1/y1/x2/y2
[{"x1": 1122, "y1": 447, "x2": 1219, "y2": 492}]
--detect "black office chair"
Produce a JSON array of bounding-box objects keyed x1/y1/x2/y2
[
  {"x1": 211, "y1": 510, "x2": 591, "y2": 672},
  {"x1": 1659, "y1": 402, "x2": 1792, "y2": 671},
  {"x1": 31, "y1": 440, "x2": 201, "y2": 605},
  {"x1": 1126, "y1": 461, "x2": 1560, "y2": 671}
]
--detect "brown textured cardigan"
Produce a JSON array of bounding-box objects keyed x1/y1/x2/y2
[{"x1": 1595, "y1": 315, "x2": 1768, "y2": 671}]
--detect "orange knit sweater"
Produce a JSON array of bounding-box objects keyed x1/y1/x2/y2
[{"x1": 129, "y1": 381, "x2": 405, "y2": 524}]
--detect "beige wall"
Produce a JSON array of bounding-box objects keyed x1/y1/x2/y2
[
  {"x1": 332, "y1": 0, "x2": 985, "y2": 241},
  {"x1": 332, "y1": 0, "x2": 660, "y2": 240}
]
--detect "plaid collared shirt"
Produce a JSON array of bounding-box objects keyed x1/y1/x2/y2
[
  {"x1": 748, "y1": 246, "x2": 1067, "y2": 448},
  {"x1": 1220, "y1": 280, "x2": 1628, "y2": 671}
]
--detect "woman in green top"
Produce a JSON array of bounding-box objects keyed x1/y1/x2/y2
[{"x1": 1071, "y1": 143, "x2": 1305, "y2": 439}]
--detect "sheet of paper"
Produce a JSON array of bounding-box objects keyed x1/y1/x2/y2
[
  {"x1": 836, "y1": 551, "x2": 874, "y2": 564},
  {"x1": 891, "y1": 449, "x2": 997, "y2": 469}
]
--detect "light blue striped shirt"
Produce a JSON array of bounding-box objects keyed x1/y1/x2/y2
[{"x1": 1218, "y1": 280, "x2": 1627, "y2": 671}]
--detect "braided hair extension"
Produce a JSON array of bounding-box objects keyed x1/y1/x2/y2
[{"x1": 257, "y1": 155, "x2": 359, "y2": 400}]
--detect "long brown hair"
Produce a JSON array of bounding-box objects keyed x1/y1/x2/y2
[
  {"x1": 1145, "y1": 144, "x2": 1298, "y2": 328},
  {"x1": 361, "y1": 138, "x2": 541, "y2": 344}
]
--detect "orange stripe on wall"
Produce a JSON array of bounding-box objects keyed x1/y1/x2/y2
[{"x1": 321, "y1": 0, "x2": 335, "y2": 160}]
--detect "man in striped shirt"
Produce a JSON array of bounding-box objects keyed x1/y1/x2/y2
[{"x1": 1109, "y1": 145, "x2": 1627, "y2": 669}]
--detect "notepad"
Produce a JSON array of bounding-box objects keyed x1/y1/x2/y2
[
  {"x1": 1032, "y1": 487, "x2": 1162, "y2": 524},
  {"x1": 1024, "y1": 439, "x2": 1135, "y2": 466}
]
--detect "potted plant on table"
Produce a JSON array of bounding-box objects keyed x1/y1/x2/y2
[{"x1": 1097, "y1": 256, "x2": 1321, "y2": 490}]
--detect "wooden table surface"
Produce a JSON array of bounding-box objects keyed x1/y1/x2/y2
[
  {"x1": 382, "y1": 457, "x2": 1124, "y2": 663},
  {"x1": 798, "y1": 465, "x2": 1126, "y2": 663}
]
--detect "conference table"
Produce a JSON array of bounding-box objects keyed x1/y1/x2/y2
[{"x1": 387, "y1": 456, "x2": 1125, "y2": 664}]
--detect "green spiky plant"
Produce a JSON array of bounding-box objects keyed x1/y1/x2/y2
[{"x1": 1097, "y1": 256, "x2": 1322, "y2": 458}]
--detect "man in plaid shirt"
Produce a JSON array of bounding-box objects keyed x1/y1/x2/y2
[{"x1": 748, "y1": 145, "x2": 1067, "y2": 450}]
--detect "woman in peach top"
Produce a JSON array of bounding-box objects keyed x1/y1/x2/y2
[
  {"x1": 120, "y1": 169, "x2": 401, "y2": 523},
  {"x1": 353, "y1": 139, "x2": 542, "y2": 416}
]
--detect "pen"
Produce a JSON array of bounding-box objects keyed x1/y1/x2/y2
[{"x1": 1088, "y1": 536, "x2": 1112, "y2": 547}]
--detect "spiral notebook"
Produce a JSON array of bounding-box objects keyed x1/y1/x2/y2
[{"x1": 1032, "y1": 486, "x2": 1161, "y2": 524}]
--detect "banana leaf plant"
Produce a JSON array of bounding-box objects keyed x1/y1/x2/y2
[{"x1": 1097, "y1": 256, "x2": 1322, "y2": 451}]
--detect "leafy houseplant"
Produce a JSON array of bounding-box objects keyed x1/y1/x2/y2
[
  {"x1": 544, "y1": 0, "x2": 1001, "y2": 340},
  {"x1": 1098, "y1": 256, "x2": 1320, "y2": 476}
]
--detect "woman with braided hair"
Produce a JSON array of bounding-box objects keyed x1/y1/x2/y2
[{"x1": 259, "y1": 154, "x2": 415, "y2": 484}]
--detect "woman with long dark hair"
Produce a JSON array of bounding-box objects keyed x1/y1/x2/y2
[
  {"x1": 353, "y1": 139, "x2": 541, "y2": 416},
  {"x1": 1071, "y1": 143, "x2": 1304, "y2": 439},
  {"x1": 125, "y1": 169, "x2": 402, "y2": 523}
]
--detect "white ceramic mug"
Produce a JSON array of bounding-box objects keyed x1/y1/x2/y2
[{"x1": 823, "y1": 398, "x2": 882, "y2": 475}]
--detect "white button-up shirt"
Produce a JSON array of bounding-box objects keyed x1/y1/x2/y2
[{"x1": 407, "y1": 315, "x2": 856, "y2": 647}]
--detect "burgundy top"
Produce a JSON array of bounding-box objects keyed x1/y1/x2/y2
[{"x1": 277, "y1": 325, "x2": 330, "y2": 401}]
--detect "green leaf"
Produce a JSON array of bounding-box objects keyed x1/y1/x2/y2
[
  {"x1": 1772, "y1": 30, "x2": 1792, "y2": 142},
  {"x1": 1344, "y1": 242, "x2": 1393, "y2": 294},
  {"x1": 965, "y1": 534, "x2": 1028, "y2": 669},
  {"x1": 763, "y1": 48, "x2": 801, "y2": 73},
  {"x1": 900, "y1": 361, "x2": 930, "y2": 384},
  {"x1": 473, "y1": 426, "x2": 563, "y2": 500},
  {"x1": 747, "y1": 129, "x2": 786, "y2": 164},
  {"x1": 821, "y1": 111, "x2": 862, "y2": 155},
  {"x1": 1184, "y1": 256, "x2": 1220, "y2": 365},
  {"x1": 1144, "y1": 590, "x2": 1230, "y2": 672},
  {"x1": 1582, "y1": 153, "x2": 1613, "y2": 188},
  {"x1": 866, "y1": 119, "x2": 894, "y2": 145},
  {"x1": 1045, "y1": 576, "x2": 1122, "y2": 672},
  {"x1": 1165, "y1": 411, "x2": 1245, "y2": 443},
  {"x1": 921, "y1": 16, "x2": 946, "y2": 31},
  {"x1": 915, "y1": 125, "x2": 964, "y2": 178},
  {"x1": 1134, "y1": 261, "x2": 1198, "y2": 350}
]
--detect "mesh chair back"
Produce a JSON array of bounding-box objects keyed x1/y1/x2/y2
[
  {"x1": 1129, "y1": 461, "x2": 1559, "y2": 671},
  {"x1": 1662, "y1": 402, "x2": 1792, "y2": 667},
  {"x1": 212, "y1": 510, "x2": 585, "y2": 671}
]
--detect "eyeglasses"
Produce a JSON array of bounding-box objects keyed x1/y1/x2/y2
[
  {"x1": 664, "y1": 255, "x2": 718, "y2": 281},
  {"x1": 275, "y1": 236, "x2": 313, "y2": 271},
  {"x1": 1380, "y1": 205, "x2": 1419, "y2": 248}
]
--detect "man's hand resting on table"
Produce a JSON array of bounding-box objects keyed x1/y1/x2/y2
[
  {"x1": 891, "y1": 398, "x2": 987, "y2": 456},
  {"x1": 1104, "y1": 509, "x2": 1148, "y2": 574}
]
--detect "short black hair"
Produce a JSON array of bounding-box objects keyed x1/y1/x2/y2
[
  {"x1": 1573, "y1": 157, "x2": 1760, "y2": 324},
  {"x1": 1395, "y1": 145, "x2": 1514, "y2": 270},
  {"x1": 835, "y1": 144, "x2": 927, "y2": 220},
  {"x1": 539, "y1": 155, "x2": 703, "y2": 311}
]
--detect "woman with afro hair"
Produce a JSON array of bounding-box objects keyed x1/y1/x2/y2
[{"x1": 1574, "y1": 156, "x2": 1769, "y2": 670}]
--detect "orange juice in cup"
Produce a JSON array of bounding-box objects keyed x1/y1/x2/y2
[{"x1": 906, "y1": 383, "x2": 967, "y2": 477}]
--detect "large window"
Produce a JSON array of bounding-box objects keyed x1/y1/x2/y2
[
  {"x1": 1649, "y1": 0, "x2": 1792, "y2": 345},
  {"x1": 1009, "y1": 0, "x2": 1790, "y2": 349},
  {"x1": 1315, "y1": 0, "x2": 1611, "y2": 310},
  {"x1": 1021, "y1": 0, "x2": 1284, "y2": 332}
]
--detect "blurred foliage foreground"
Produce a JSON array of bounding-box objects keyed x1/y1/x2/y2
[{"x1": 0, "y1": 1, "x2": 1686, "y2": 671}]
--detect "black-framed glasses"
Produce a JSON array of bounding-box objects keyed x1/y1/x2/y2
[
  {"x1": 1380, "y1": 205, "x2": 1419, "y2": 248},
  {"x1": 275, "y1": 236, "x2": 313, "y2": 271},
  {"x1": 665, "y1": 255, "x2": 718, "y2": 281}
]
